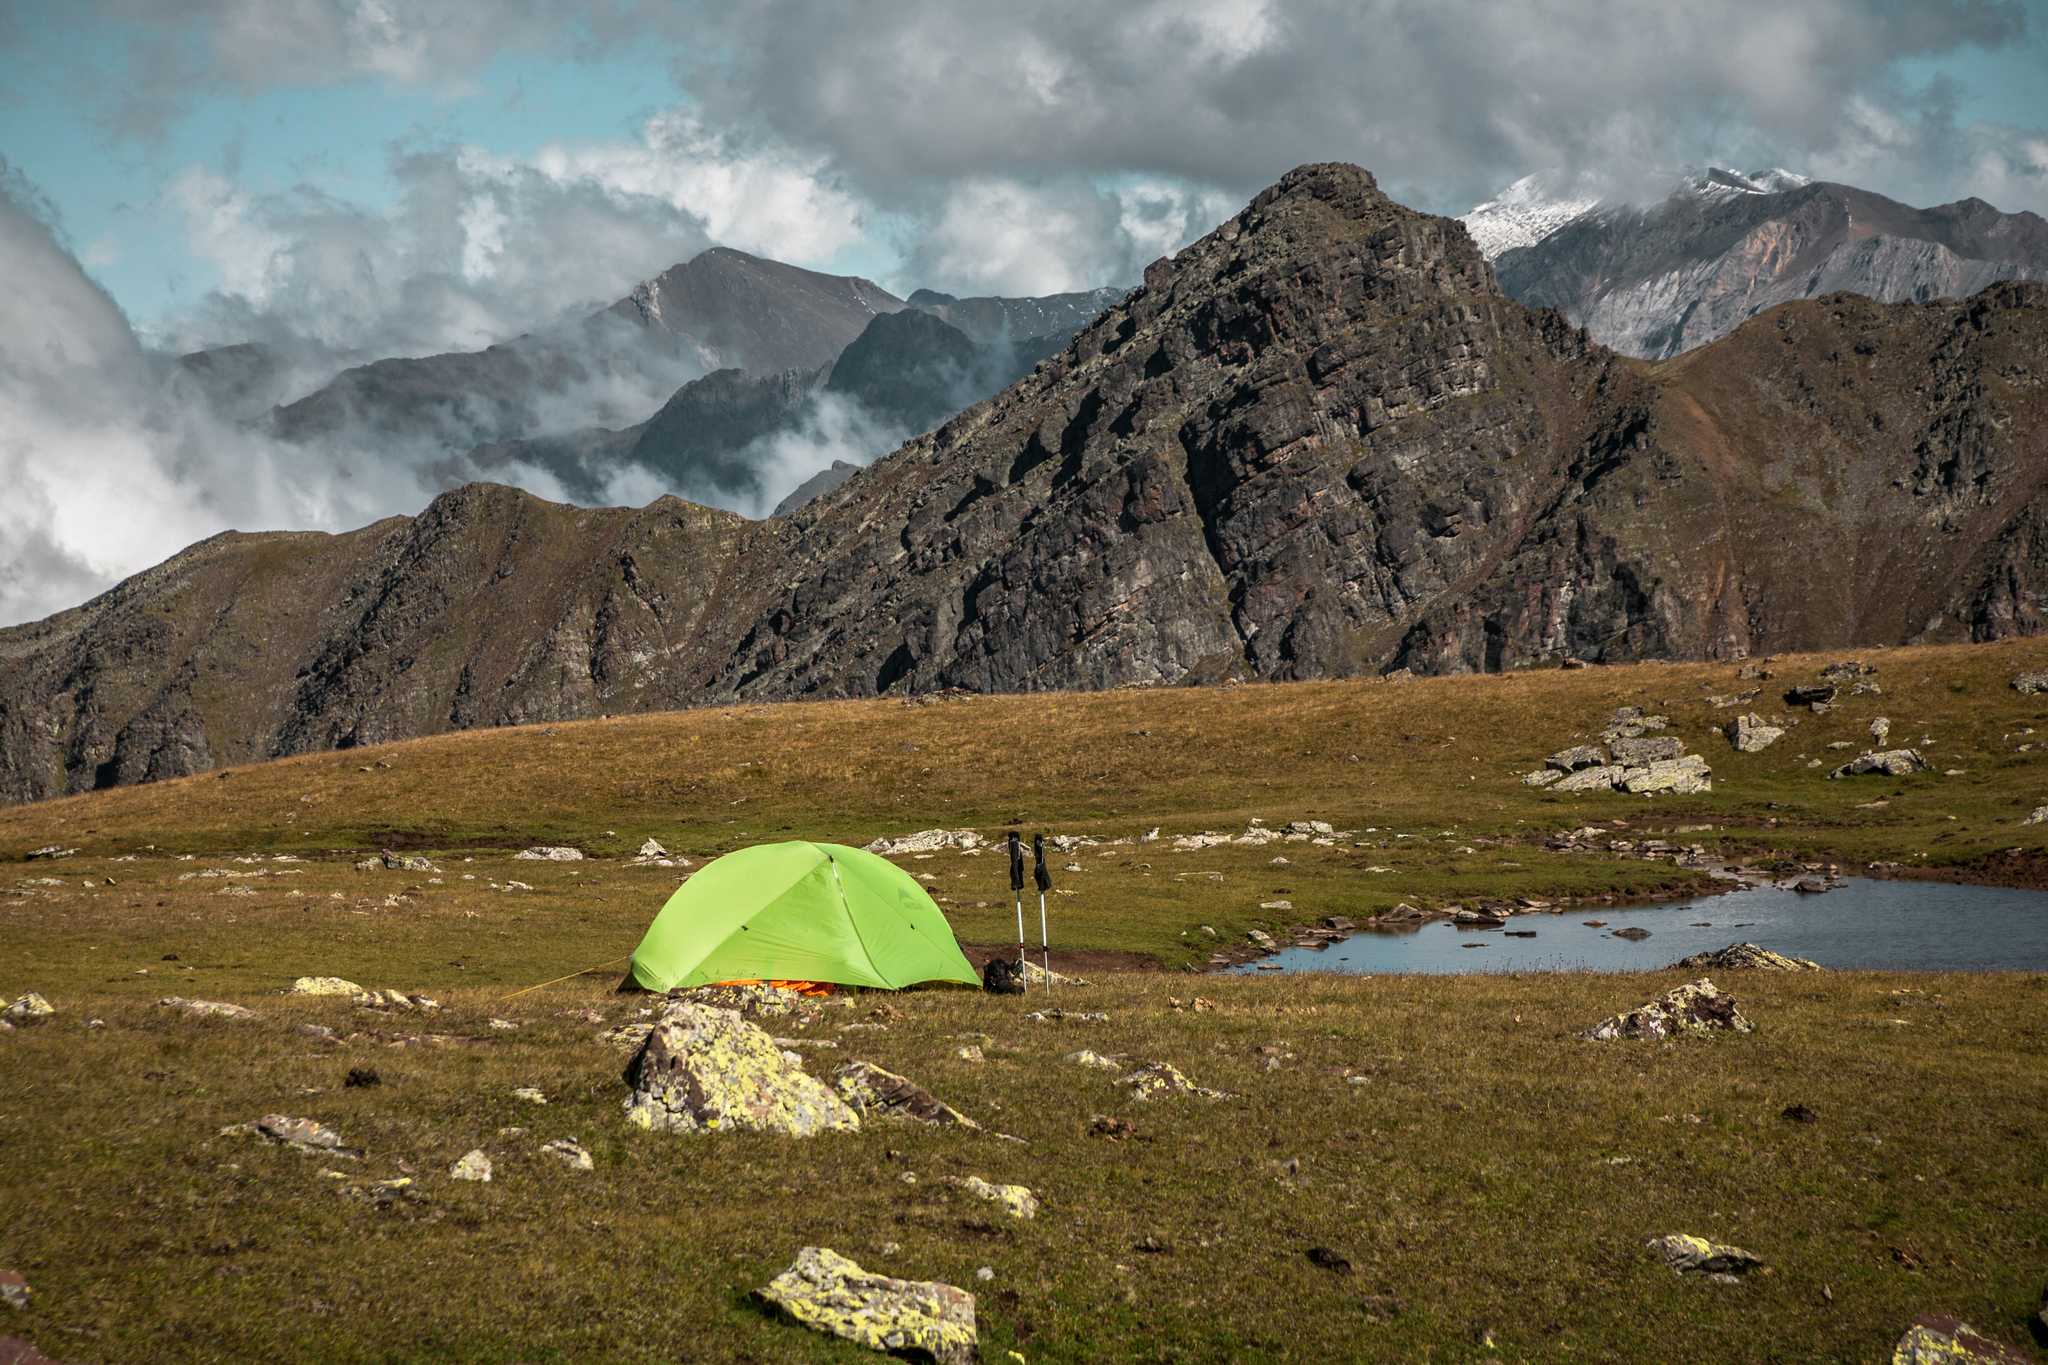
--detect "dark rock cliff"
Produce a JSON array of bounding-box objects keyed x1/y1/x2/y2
[{"x1": 5, "y1": 164, "x2": 2048, "y2": 805}]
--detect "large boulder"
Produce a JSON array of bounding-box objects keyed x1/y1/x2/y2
[
  {"x1": 2014, "y1": 671, "x2": 2048, "y2": 696},
  {"x1": 622, "y1": 1003, "x2": 860, "y2": 1136},
  {"x1": 1730, "y1": 713, "x2": 1784, "y2": 753},
  {"x1": 1670, "y1": 943, "x2": 1823, "y2": 972},
  {"x1": 1579, "y1": 978, "x2": 1754, "y2": 1042},
  {"x1": 1621, "y1": 755, "x2": 1712, "y2": 794},
  {"x1": 1828, "y1": 749, "x2": 1928, "y2": 779},
  {"x1": 1891, "y1": 1313, "x2": 2035, "y2": 1364},
  {"x1": 757, "y1": 1247, "x2": 977, "y2": 1365}
]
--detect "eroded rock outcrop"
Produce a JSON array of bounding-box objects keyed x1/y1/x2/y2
[{"x1": 1580, "y1": 978, "x2": 1754, "y2": 1041}]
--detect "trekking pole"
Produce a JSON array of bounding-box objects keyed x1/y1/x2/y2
[
  {"x1": 1033, "y1": 833, "x2": 1052, "y2": 991},
  {"x1": 1008, "y1": 832, "x2": 1027, "y2": 991}
]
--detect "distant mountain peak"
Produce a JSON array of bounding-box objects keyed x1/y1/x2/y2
[{"x1": 1461, "y1": 166, "x2": 1814, "y2": 261}]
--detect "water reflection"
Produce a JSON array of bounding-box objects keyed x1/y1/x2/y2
[{"x1": 1227, "y1": 877, "x2": 2048, "y2": 975}]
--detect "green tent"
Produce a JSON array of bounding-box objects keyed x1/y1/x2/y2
[{"x1": 624, "y1": 841, "x2": 979, "y2": 992}]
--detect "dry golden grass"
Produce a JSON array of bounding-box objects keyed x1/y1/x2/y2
[{"x1": 4, "y1": 642, "x2": 2048, "y2": 1362}]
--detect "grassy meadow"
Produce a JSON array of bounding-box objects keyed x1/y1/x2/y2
[{"x1": 2, "y1": 641, "x2": 2047, "y2": 1362}]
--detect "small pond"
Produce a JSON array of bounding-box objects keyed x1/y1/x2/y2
[{"x1": 1225, "y1": 876, "x2": 2048, "y2": 975}]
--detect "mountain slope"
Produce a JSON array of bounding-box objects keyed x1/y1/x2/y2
[
  {"x1": 1488, "y1": 176, "x2": 2048, "y2": 358},
  {"x1": 6, "y1": 164, "x2": 2048, "y2": 805}
]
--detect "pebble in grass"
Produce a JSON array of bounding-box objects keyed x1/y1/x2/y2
[
  {"x1": 541, "y1": 1139, "x2": 593, "y2": 1171},
  {"x1": 449, "y1": 1150, "x2": 493, "y2": 1181}
]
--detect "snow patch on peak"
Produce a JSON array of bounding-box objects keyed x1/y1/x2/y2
[
  {"x1": 1681, "y1": 167, "x2": 1814, "y2": 202},
  {"x1": 1459, "y1": 171, "x2": 1608, "y2": 261}
]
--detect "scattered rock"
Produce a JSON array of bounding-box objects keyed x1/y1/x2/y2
[
  {"x1": 1087, "y1": 1114, "x2": 1137, "y2": 1140},
  {"x1": 1064, "y1": 1050, "x2": 1123, "y2": 1072},
  {"x1": 541, "y1": 1138, "x2": 593, "y2": 1171},
  {"x1": 1610, "y1": 926, "x2": 1652, "y2": 941},
  {"x1": 449, "y1": 1150, "x2": 493, "y2": 1181},
  {"x1": 513, "y1": 846, "x2": 583, "y2": 861},
  {"x1": 558, "y1": 1008, "x2": 606, "y2": 1024},
  {"x1": 955, "y1": 1175, "x2": 1038, "y2": 1219},
  {"x1": 1782, "y1": 1104, "x2": 1818, "y2": 1123},
  {"x1": 1730, "y1": 713, "x2": 1785, "y2": 753},
  {"x1": 1870, "y1": 716, "x2": 1891, "y2": 744},
  {"x1": 1785, "y1": 683, "x2": 1838, "y2": 708},
  {"x1": 157, "y1": 997, "x2": 255, "y2": 1020},
  {"x1": 488, "y1": 1018, "x2": 519, "y2": 1031},
  {"x1": 1580, "y1": 978, "x2": 1754, "y2": 1042},
  {"x1": 1610, "y1": 736, "x2": 1685, "y2": 766},
  {"x1": 1546, "y1": 745, "x2": 1609, "y2": 772},
  {"x1": 954, "y1": 1044, "x2": 983, "y2": 1061},
  {"x1": 1553, "y1": 764, "x2": 1626, "y2": 793},
  {"x1": 1793, "y1": 879, "x2": 1831, "y2": 894},
  {"x1": 287, "y1": 976, "x2": 362, "y2": 996},
  {"x1": 1306, "y1": 1247, "x2": 1353, "y2": 1274},
  {"x1": 1890, "y1": 1313, "x2": 2035, "y2": 1364},
  {"x1": 1646, "y1": 1233, "x2": 1763, "y2": 1280},
  {"x1": 1670, "y1": 943, "x2": 1823, "y2": 972},
  {"x1": 1021, "y1": 1009, "x2": 1108, "y2": 1023},
  {"x1": 1828, "y1": 749, "x2": 1929, "y2": 779},
  {"x1": 835, "y1": 1061, "x2": 979, "y2": 1128},
  {"x1": 219, "y1": 1113, "x2": 353, "y2": 1155},
  {"x1": 25, "y1": 846, "x2": 76, "y2": 860},
  {"x1": 623, "y1": 1003, "x2": 859, "y2": 1136},
  {"x1": 2014, "y1": 672, "x2": 2048, "y2": 696},
  {"x1": 2, "y1": 993, "x2": 54, "y2": 1023},
  {"x1": 638, "y1": 839, "x2": 668, "y2": 857},
  {"x1": 511, "y1": 1086, "x2": 547, "y2": 1104},
  {"x1": 1621, "y1": 754, "x2": 1713, "y2": 794},
  {"x1": 669, "y1": 983, "x2": 821, "y2": 1023},
  {"x1": 0, "y1": 1272, "x2": 27, "y2": 1310},
  {"x1": 1120, "y1": 1060, "x2": 1230, "y2": 1101},
  {"x1": 756, "y1": 1247, "x2": 976, "y2": 1365},
  {"x1": 1259, "y1": 899, "x2": 1292, "y2": 911},
  {"x1": 351, "y1": 989, "x2": 440, "y2": 1012},
  {"x1": 861, "y1": 829, "x2": 986, "y2": 855},
  {"x1": 344, "y1": 1068, "x2": 380, "y2": 1088},
  {"x1": 381, "y1": 851, "x2": 438, "y2": 872}
]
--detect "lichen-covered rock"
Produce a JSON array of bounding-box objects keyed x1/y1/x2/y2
[
  {"x1": 1646, "y1": 1233, "x2": 1762, "y2": 1277},
  {"x1": 1610, "y1": 736, "x2": 1685, "y2": 766},
  {"x1": 351, "y1": 989, "x2": 439, "y2": 1012},
  {"x1": 1670, "y1": 942, "x2": 1823, "y2": 972},
  {"x1": 1552, "y1": 764, "x2": 1625, "y2": 793},
  {"x1": 1580, "y1": 978, "x2": 1754, "y2": 1041},
  {"x1": 668, "y1": 983, "x2": 819, "y2": 1022},
  {"x1": 381, "y1": 851, "x2": 438, "y2": 872},
  {"x1": 513, "y1": 846, "x2": 583, "y2": 861},
  {"x1": 3, "y1": 993, "x2": 54, "y2": 1023},
  {"x1": 1064, "y1": 1050, "x2": 1123, "y2": 1072},
  {"x1": 287, "y1": 976, "x2": 362, "y2": 996},
  {"x1": 1546, "y1": 745, "x2": 1608, "y2": 772},
  {"x1": 835, "y1": 1061, "x2": 979, "y2": 1129},
  {"x1": 1730, "y1": 713, "x2": 1785, "y2": 753},
  {"x1": 1521, "y1": 768, "x2": 1563, "y2": 787},
  {"x1": 219, "y1": 1114, "x2": 353, "y2": 1155},
  {"x1": 1890, "y1": 1313, "x2": 2035, "y2": 1364},
  {"x1": 1122, "y1": 1060, "x2": 1232, "y2": 1101},
  {"x1": 157, "y1": 997, "x2": 255, "y2": 1020},
  {"x1": 511, "y1": 1086, "x2": 547, "y2": 1104},
  {"x1": 2023, "y1": 806, "x2": 2048, "y2": 827},
  {"x1": 956, "y1": 1175, "x2": 1038, "y2": 1219},
  {"x1": 449, "y1": 1149, "x2": 492, "y2": 1181},
  {"x1": 0, "y1": 1270, "x2": 31, "y2": 1309},
  {"x1": 756, "y1": 1247, "x2": 976, "y2": 1365},
  {"x1": 1829, "y1": 748, "x2": 1928, "y2": 779},
  {"x1": 622, "y1": 1004, "x2": 859, "y2": 1136},
  {"x1": 1621, "y1": 755, "x2": 1712, "y2": 793},
  {"x1": 541, "y1": 1139, "x2": 593, "y2": 1171},
  {"x1": 2014, "y1": 671, "x2": 2048, "y2": 696}
]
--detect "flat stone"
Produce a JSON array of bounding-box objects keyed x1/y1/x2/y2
[
  {"x1": 956, "y1": 1175, "x2": 1038, "y2": 1219},
  {"x1": 1730, "y1": 713, "x2": 1785, "y2": 753},
  {"x1": 1829, "y1": 748, "x2": 1929, "y2": 779},
  {"x1": 1121, "y1": 1060, "x2": 1231, "y2": 1101},
  {"x1": 157, "y1": 997, "x2": 255, "y2": 1020},
  {"x1": 756, "y1": 1247, "x2": 976, "y2": 1365},
  {"x1": 623, "y1": 1003, "x2": 859, "y2": 1136},
  {"x1": 540, "y1": 1138, "x2": 593, "y2": 1171},
  {"x1": 1670, "y1": 942, "x2": 1823, "y2": 972},
  {"x1": 1621, "y1": 755, "x2": 1713, "y2": 794},
  {"x1": 286, "y1": 976, "x2": 362, "y2": 996},
  {"x1": 1581, "y1": 978, "x2": 1754, "y2": 1042},
  {"x1": 0, "y1": 1271, "x2": 27, "y2": 1310},
  {"x1": 1646, "y1": 1233, "x2": 1762, "y2": 1276},
  {"x1": 1890, "y1": 1313, "x2": 2035, "y2": 1364},
  {"x1": 2014, "y1": 671, "x2": 2048, "y2": 695},
  {"x1": 449, "y1": 1149, "x2": 492, "y2": 1181},
  {"x1": 835, "y1": 1061, "x2": 979, "y2": 1129},
  {"x1": 513, "y1": 846, "x2": 583, "y2": 861}
]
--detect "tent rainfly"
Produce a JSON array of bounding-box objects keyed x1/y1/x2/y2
[{"x1": 624, "y1": 841, "x2": 979, "y2": 992}]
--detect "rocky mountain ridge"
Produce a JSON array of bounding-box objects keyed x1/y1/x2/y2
[
  {"x1": 1471, "y1": 172, "x2": 2048, "y2": 358},
  {"x1": 5, "y1": 163, "x2": 2047, "y2": 806}
]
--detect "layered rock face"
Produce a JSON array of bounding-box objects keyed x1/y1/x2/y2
[
  {"x1": 5, "y1": 163, "x2": 2048, "y2": 805},
  {"x1": 1495, "y1": 181, "x2": 2048, "y2": 358}
]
